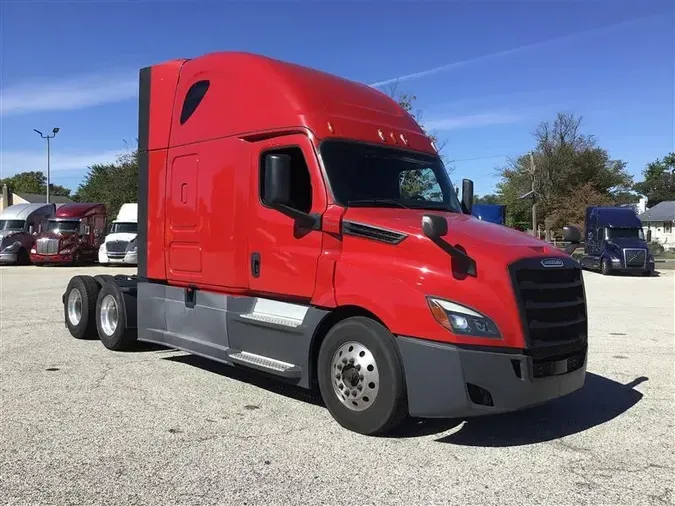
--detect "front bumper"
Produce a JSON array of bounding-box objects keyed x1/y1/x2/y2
[
  {"x1": 0, "y1": 252, "x2": 19, "y2": 264},
  {"x1": 99, "y1": 250, "x2": 137, "y2": 265},
  {"x1": 397, "y1": 336, "x2": 587, "y2": 418},
  {"x1": 30, "y1": 253, "x2": 74, "y2": 264}
]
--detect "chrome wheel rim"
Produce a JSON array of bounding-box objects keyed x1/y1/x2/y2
[
  {"x1": 331, "y1": 341, "x2": 380, "y2": 412},
  {"x1": 100, "y1": 294, "x2": 119, "y2": 336},
  {"x1": 67, "y1": 288, "x2": 82, "y2": 326}
]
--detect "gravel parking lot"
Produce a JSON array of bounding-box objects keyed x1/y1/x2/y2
[{"x1": 1, "y1": 265, "x2": 673, "y2": 505}]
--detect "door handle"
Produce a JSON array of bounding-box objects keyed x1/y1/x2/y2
[
  {"x1": 181, "y1": 183, "x2": 188, "y2": 204},
  {"x1": 251, "y1": 252, "x2": 261, "y2": 278}
]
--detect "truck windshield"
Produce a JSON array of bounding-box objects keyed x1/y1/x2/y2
[
  {"x1": 319, "y1": 139, "x2": 462, "y2": 213},
  {"x1": 0, "y1": 220, "x2": 25, "y2": 231},
  {"x1": 607, "y1": 227, "x2": 645, "y2": 240},
  {"x1": 46, "y1": 220, "x2": 79, "y2": 233},
  {"x1": 110, "y1": 222, "x2": 137, "y2": 234}
]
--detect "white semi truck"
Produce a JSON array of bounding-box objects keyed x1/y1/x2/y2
[{"x1": 98, "y1": 203, "x2": 138, "y2": 265}]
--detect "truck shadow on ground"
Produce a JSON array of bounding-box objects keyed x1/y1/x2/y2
[
  {"x1": 161, "y1": 352, "x2": 646, "y2": 446},
  {"x1": 403, "y1": 374, "x2": 647, "y2": 446}
]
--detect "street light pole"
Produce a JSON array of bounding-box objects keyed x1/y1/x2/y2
[{"x1": 33, "y1": 127, "x2": 59, "y2": 204}]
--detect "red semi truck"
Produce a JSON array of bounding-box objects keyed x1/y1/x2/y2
[
  {"x1": 61, "y1": 52, "x2": 587, "y2": 435},
  {"x1": 32, "y1": 203, "x2": 107, "y2": 265}
]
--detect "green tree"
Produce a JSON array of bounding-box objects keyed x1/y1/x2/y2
[
  {"x1": 474, "y1": 194, "x2": 502, "y2": 205},
  {"x1": 633, "y1": 152, "x2": 675, "y2": 207},
  {"x1": 495, "y1": 112, "x2": 633, "y2": 233},
  {"x1": 74, "y1": 148, "x2": 138, "y2": 219},
  {"x1": 0, "y1": 171, "x2": 71, "y2": 197}
]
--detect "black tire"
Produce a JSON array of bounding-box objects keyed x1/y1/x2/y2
[
  {"x1": 317, "y1": 316, "x2": 408, "y2": 436},
  {"x1": 64, "y1": 275, "x2": 101, "y2": 340},
  {"x1": 601, "y1": 257, "x2": 612, "y2": 275},
  {"x1": 95, "y1": 281, "x2": 137, "y2": 351}
]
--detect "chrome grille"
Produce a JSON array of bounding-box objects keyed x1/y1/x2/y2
[
  {"x1": 36, "y1": 238, "x2": 59, "y2": 255},
  {"x1": 623, "y1": 248, "x2": 646, "y2": 268}
]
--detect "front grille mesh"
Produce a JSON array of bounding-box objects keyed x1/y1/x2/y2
[
  {"x1": 106, "y1": 241, "x2": 129, "y2": 258},
  {"x1": 624, "y1": 248, "x2": 646, "y2": 267},
  {"x1": 511, "y1": 261, "x2": 588, "y2": 348}
]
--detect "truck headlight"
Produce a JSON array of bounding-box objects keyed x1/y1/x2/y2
[
  {"x1": 60, "y1": 248, "x2": 71, "y2": 254},
  {"x1": 427, "y1": 297, "x2": 501, "y2": 338},
  {"x1": 99, "y1": 243, "x2": 107, "y2": 252},
  {"x1": 127, "y1": 239, "x2": 137, "y2": 252}
]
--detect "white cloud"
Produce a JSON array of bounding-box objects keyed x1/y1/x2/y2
[
  {"x1": 422, "y1": 112, "x2": 523, "y2": 131},
  {"x1": 0, "y1": 72, "x2": 137, "y2": 116},
  {"x1": 0, "y1": 150, "x2": 122, "y2": 177},
  {"x1": 369, "y1": 14, "x2": 658, "y2": 88}
]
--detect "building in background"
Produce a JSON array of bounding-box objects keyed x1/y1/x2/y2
[
  {"x1": 1, "y1": 184, "x2": 72, "y2": 211},
  {"x1": 639, "y1": 201, "x2": 675, "y2": 250}
]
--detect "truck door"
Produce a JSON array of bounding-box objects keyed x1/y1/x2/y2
[{"x1": 248, "y1": 135, "x2": 326, "y2": 300}]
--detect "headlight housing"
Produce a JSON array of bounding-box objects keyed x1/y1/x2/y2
[
  {"x1": 427, "y1": 297, "x2": 501, "y2": 338},
  {"x1": 126, "y1": 238, "x2": 137, "y2": 252}
]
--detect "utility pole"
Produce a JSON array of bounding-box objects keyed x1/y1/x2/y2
[
  {"x1": 529, "y1": 152, "x2": 537, "y2": 238},
  {"x1": 33, "y1": 128, "x2": 60, "y2": 204}
]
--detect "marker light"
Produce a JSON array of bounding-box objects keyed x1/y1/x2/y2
[{"x1": 427, "y1": 297, "x2": 501, "y2": 338}]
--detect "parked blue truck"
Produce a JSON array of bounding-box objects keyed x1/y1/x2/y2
[
  {"x1": 471, "y1": 204, "x2": 506, "y2": 225},
  {"x1": 578, "y1": 206, "x2": 654, "y2": 276}
]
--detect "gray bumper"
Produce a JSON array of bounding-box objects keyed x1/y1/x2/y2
[
  {"x1": 0, "y1": 252, "x2": 19, "y2": 264},
  {"x1": 397, "y1": 336, "x2": 587, "y2": 418}
]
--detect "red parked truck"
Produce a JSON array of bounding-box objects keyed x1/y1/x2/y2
[
  {"x1": 32, "y1": 203, "x2": 107, "y2": 266},
  {"x1": 61, "y1": 52, "x2": 587, "y2": 435}
]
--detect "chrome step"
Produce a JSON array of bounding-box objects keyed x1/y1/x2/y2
[
  {"x1": 239, "y1": 312, "x2": 302, "y2": 328},
  {"x1": 227, "y1": 351, "x2": 301, "y2": 378}
]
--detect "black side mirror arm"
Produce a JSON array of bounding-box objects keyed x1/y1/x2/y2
[{"x1": 272, "y1": 203, "x2": 321, "y2": 230}]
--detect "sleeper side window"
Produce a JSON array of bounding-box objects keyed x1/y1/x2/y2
[
  {"x1": 260, "y1": 146, "x2": 313, "y2": 214},
  {"x1": 180, "y1": 80, "x2": 210, "y2": 125}
]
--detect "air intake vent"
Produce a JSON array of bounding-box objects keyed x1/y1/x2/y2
[
  {"x1": 342, "y1": 221, "x2": 407, "y2": 245},
  {"x1": 509, "y1": 256, "x2": 588, "y2": 352}
]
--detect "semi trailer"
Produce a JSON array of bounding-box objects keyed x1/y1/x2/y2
[
  {"x1": 576, "y1": 206, "x2": 654, "y2": 276},
  {"x1": 0, "y1": 203, "x2": 56, "y2": 264},
  {"x1": 98, "y1": 203, "x2": 138, "y2": 265},
  {"x1": 61, "y1": 51, "x2": 588, "y2": 435},
  {"x1": 31, "y1": 203, "x2": 107, "y2": 266}
]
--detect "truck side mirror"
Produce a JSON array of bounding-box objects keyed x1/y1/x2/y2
[
  {"x1": 264, "y1": 153, "x2": 292, "y2": 207},
  {"x1": 461, "y1": 179, "x2": 474, "y2": 215},
  {"x1": 263, "y1": 152, "x2": 319, "y2": 230},
  {"x1": 422, "y1": 214, "x2": 448, "y2": 238},
  {"x1": 562, "y1": 225, "x2": 581, "y2": 254}
]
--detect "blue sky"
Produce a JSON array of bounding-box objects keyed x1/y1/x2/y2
[{"x1": 0, "y1": 0, "x2": 673, "y2": 197}]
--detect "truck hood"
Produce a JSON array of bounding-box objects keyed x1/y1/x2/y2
[
  {"x1": 336, "y1": 207, "x2": 575, "y2": 349},
  {"x1": 606, "y1": 237, "x2": 648, "y2": 249},
  {"x1": 343, "y1": 207, "x2": 563, "y2": 262},
  {"x1": 0, "y1": 230, "x2": 21, "y2": 240},
  {"x1": 104, "y1": 232, "x2": 137, "y2": 243}
]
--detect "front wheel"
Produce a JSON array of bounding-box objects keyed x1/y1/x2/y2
[{"x1": 317, "y1": 316, "x2": 408, "y2": 436}]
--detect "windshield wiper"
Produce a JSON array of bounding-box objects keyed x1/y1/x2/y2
[{"x1": 347, "y1": 199, "x2": 410, "y2": 209}]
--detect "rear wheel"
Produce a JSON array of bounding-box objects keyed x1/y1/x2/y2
[
  {"x1": 317, "y1": 316, "x2": 408, "y2": 436},
  {"x1": 96, "y1": 282, "x2": 137, "y2": 351},
  {"x1": 64, "y1": 275, "x2": 101, "y2": 339}
]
